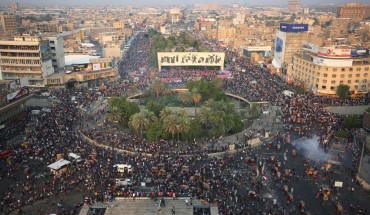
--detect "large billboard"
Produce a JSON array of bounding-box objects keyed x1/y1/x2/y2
[
  {"x1": 272, "y1": 31, "x2": 286, "y2": 69},
  {"x1": 351, "y1": 49, "x2": 368, "y2": 58},
  {"x1": 9, "y1": 77, "x2": 29, "y2": 90},
  {"x1": 157, "y1": 52, "x2": 225, "y2": 70},
  {"x1": 7, "y1": 87, "x2": 29, "y2": 102},
  {"x1": 317, "y1": 47, "x2": 351, "y2": 58},
  {"x1": 40, "y1": 40, "x2": 52, "y2": 61},
  {"x1": 73, "y1": 63, "x2": 93, "y2": 72},
  {"x1": 312, "y1": 57, "x2": 353, "y2": 67},
  {"x1": 280, "y1": 23, "x2": 308, "y2": 33},
  {"x1": 93, "y1": 62, "x2": 112, "y2": 71}
]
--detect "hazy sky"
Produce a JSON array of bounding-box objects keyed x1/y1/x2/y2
[{"x1": 2, "y1": 0, "x2": 369, "y2": 6}]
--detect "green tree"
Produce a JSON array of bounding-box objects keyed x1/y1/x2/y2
[
  {"x1": 148, "y1": 78, "x2": 168, "y2": 99},
  {"x1": 178, "y1": 92, "x2": 193, "y2": 107},
  {"x1": 248, "y1": 103, "x2": 260, "y2": 118},
  {"x1": 106, "y1": 106, "x2": 124, "y2": 124},
  {"x1": 163, "y1": 115, "x2": 178, "y2": 140},
  {"x1": 343, "y1": 115, "x2": 360, "y2": 130},
  {"x1": 129, "y1": 110, "x2": 156, "y2": 136},
  {"x1": 191, "y1": 88, "x2": 202, "y2": 117},
  {"x1": 336, "y1": 84, "x2": 350, "y2": 99},
  {"x1": 146, "y1": 100, "x2": 165, "y2": 117},
  {"x1": 146, "y1": 121, "x2": 169, "y2": 141},
  {"x1": 160, "y1": 108, "x2": 174, "y2": 121}
]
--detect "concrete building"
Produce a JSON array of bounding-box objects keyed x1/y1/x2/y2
[
  {"x1": 292, "y1": 48, "x2": 370, "y2": 96},
  {"x1": 0, "y1": 12, "x2": 17, "y2": 33},
  {"x1": 102, "y1": 42, "x2": 121, "y2": 60},
  {"x1": 288, "y1": 0, "x2": 300, "y2": 13},
  {"x1": 11, "y1": 1, "x2": 19, "y2": 13},
  {"x1": 338, "y1": 2, "x2": 370, "y2": 22},
  {"x1": 272, "y1": 23, "x2": 308, "y2": 81},
  {"x1": 169, "y1": 8, "x2": 181, "y2": 24},
  {"x1": 46, "y1": 35, "x2": 65, "y2": 71},
  {"x1": 0, "y1": 35, "x2": 54, "y2": 87},
  {"x1": 112, "y1": 21, "x2": 125, "y2": 29},
  {"x1": 194, "y1": 3, "x2": 220, "y2": 10}
]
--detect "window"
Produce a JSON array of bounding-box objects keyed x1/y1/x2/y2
[
  {"x1": 365, "y1": 73, "x2": 368, "y2": 77},
  {"x1": 340, "y1": 74, "x2": 345, "y2": 78},
  {"x1": 363, "y1": 79, "x2": 367, "y2": 83},
  {"x1": 356, "y1": 74, "x2": 360, "y2": 77},
  {"x1": 332, "y1": 74, "x2": 336, "y2": 78},
  {"x1": 333, "y1": 68, "x2": 337, "y2": 72},
  {"x1": 342, "y1": 68, "x2": 346, "y2": 72},
  {"x1": 355, "y1": 80, "x2": 359, "y2": 83},
  {"x1": 356, "y1": 68, "x2": 361, "y2": 71},
  {"x1": 365, "y1": 67, "x2": 369, "y2": 71},
  {"x1": 322, "y1": 86, "x2": 326, "y2": 89},
  {"x1": 323, "y1": 74, "x2": 328, "y2": 77},
  {"x1": 323, "y1": 80, "x2": 327, "y2": 83},
  {"x1": 325, "y1": 68, "x2": 329, "y2": 71},
  {"x1": 330, "y1": 86, "x2": 335, "y2": 90},
  {"x1": 348, "y1": 80, "x2": 351, "y2": 84},
  {"x1": 340, "y1": 81, "x2": 344, "y2": 84},
  {"x1": 348, "y1": 74, "x2": 352, "y2": 78},
  {"x1": 349, "y1": 68, "x2": 353, "y2": 72},
  {"x1": 331, "y1": 80, "x2": 336, "y2": 84}
]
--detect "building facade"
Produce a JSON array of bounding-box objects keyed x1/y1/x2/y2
[
  {"x1": 293, "y1": 50, "x2": 370, "y2": 96},
  {"x1": 338, "y1": 3, "x2": 370, "y2": 22},
  {"x1": 46, "y1": 35, "x2": 65, "y2": 71},
  {"x1": 272, "y1": 23, "x2": 308, "y2": 81},
  {"x1": 0, "y1": 35, "x2": 54, "y2": 87},
  {"x1": 0, "y1": 12, "x2": 17, "y2": 33},
  {"x1": 288, "y1": 0, "x2": 300, "y2": 13}
]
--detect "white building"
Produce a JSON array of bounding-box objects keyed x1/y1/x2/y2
[{"x1": 46, "y1": 34, "x2": 65, "y2": 71}]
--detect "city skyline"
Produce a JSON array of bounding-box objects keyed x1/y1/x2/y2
[{"x1": 1, "y1": 0, "x2": 369, "y2": 6}]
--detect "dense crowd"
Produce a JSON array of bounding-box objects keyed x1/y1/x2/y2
[{"x1": 0, "y1": 30, "x2": 369, "y2": 215}]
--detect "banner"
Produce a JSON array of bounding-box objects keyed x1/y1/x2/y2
[
  {"x1": 272, "y1": 31, "x2": 286, "y2": 68},
  {"x1": 317, "y1": 47, "x2": 351, "y2": 58},
  {"x1": 351, "y1": 49, "x2": 368, "y2": 57},
  {"x1": 280, "y1": 23, "x2": 308, "y2": 32},
  {"x1": 73, "y1": 63, "x2": 93, "y2": 72},
  {"x1": 9, "y1": 77, "x2": 29, "y2": 90},
  {"x1": 312, "y1": 57, "x2": 353, "y2": 67},
  {"x1": 7, "y1": 87, "x2": 29, "y2": 102},
  {"x1": 40, "y1": 40, "x2": 52, "y2": 61},
  {"x1": 157, "y1": 52, "x2": 225, "y2": 70}
]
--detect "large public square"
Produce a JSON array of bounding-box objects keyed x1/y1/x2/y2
[{"x1": 1, "y1": 29, "x2": 370, "y2": 215}]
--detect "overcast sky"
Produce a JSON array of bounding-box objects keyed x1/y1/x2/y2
[{"x1": 1, "y1": 0, "x2": 369, "y2": 6}]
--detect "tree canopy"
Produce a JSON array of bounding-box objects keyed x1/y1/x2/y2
[{"x1": 336, "y1": 84, "x2": 350, "y2": 99}]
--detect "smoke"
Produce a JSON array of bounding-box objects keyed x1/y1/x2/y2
[{"x1": 292, "y1": 135, "x2": 328, "y2": 162}]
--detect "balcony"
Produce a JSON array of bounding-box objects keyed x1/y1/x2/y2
[
  {"x1": 0, "y1": 49, "x2": 39, "y2": 53},
  {"x1": 1, "y1": 69, "x2": 42, "y2": 74},
  {"x1": 0, "y1": 56, "x2": 40, "y2": 60},
  {"x1": 0, "y1": 63, "x2": 41, "y2": 67}
]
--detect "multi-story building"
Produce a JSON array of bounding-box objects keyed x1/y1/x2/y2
[
  {"x1": 194, "y1": 3, "x2": 220, "y2": 10},
  {"x1": 11, "y1": 1, "x2": 19, "y2": 13},
  {"x1": 0, "y1": 12, "x2": 17, "y2": 33},
  {"x1": 0, "y1": 35, "x2": 54, "y2": 87},
  {"x1": 292, "y1": 47, "x2": 370, "y2": 96},
  {"x1": 288, "y1": 0, "x2": 300, "y2": 13},
  {"x1": 102, "y1": 42, "x2": 122, "y2": 60},
  {"x1": 46, "y1": 35, "x2": 65, "y2": 71},
  {"x1": 338, "y1": 3, "x2": 370, "y2": 22},
  {"x1": 169, "y1": 9, "x2": 181, "y2": 24},
  {"x1": 272, "y1": 23, "x2": 308, "y2": 81}
]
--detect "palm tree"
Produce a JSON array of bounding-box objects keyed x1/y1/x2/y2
[
  {"x1": 198, "y1": 107, "x2": 211, "y2": 134},
  {"x1": 248, "y1": 103, "x2": 260, "y2": 118},
  {"x1": 129, "y1": 110, "x2": 156, "y2": 136},
  {"x1": 162, "y1": 115, "x2": 178, "y2": 140},
  {"x1": 177, "y1": 118, "x2": 191, "y2": 141},
  {"x1": 177, "y1": 92, "x2": 193, "y2": 107},
  {"x1": 107, "y1": 106, "x2": 124, "y2": 124},
  {"x1": 191, "y1": 88, "x2": 202, "y2": 117},
  {"x1": 160, "y1": 108, "x2": 174, "y2": 121},
  {"x1": 149, "y1": 78, "x2": 167, "y2": 99}
]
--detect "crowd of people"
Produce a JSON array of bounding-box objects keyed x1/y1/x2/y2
[{"x1": 0, "y1": 30, "x2": 369, "y2": 215}]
